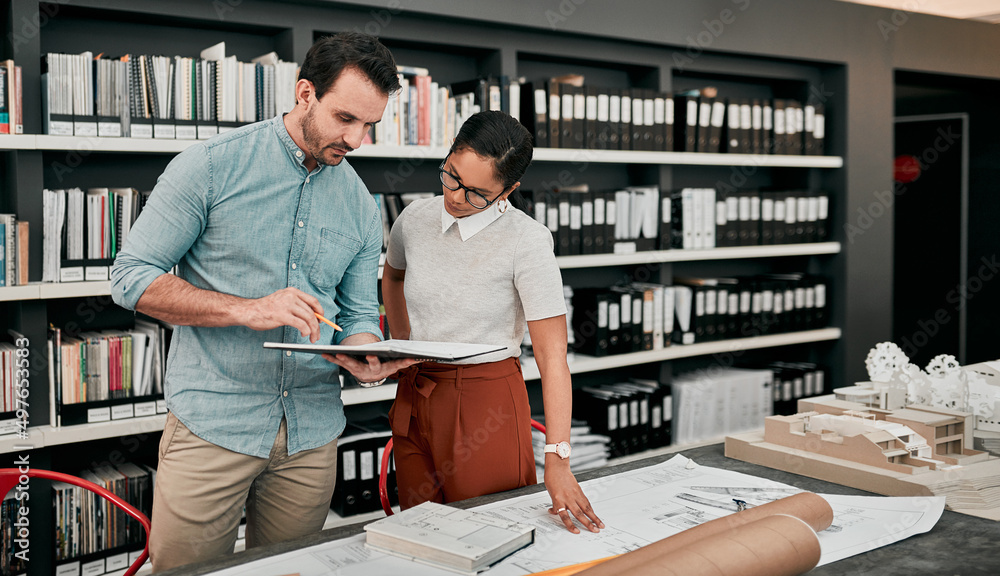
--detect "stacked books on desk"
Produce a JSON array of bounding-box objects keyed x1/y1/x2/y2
[{"x1": 364, "y1": 501, "x2": 534, "y2": 575}]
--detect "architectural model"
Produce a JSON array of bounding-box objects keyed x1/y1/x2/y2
[{"x1": 726, "y1": 343, "x2": 1000, "y2": 521}]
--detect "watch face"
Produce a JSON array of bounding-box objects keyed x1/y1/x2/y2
[{"x1": 557, "y1": 442, "x2": 571, "y2": 459}]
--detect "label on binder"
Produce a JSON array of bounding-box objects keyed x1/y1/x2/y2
[
  {"x1": 85, "y1": 266, "x2": 109, "y2": 281},
  {"x1": 106, "y1": 553, "x2": 128, "y2": 571},
  {"x1": 74, "y1": 121, "x2": 98, "y2": 137},
  {"x1": 87, "y1": 407, "x2": 111, "y2": 423},
  {"x1": 154, "y1": 124, "x2": 176, "y2": 139},
  {"x1": 82, "y1": 559, "x2": 105, "y2": 576},
  {"x1": 156, "y1": 399, "x2": 168, "y2": 413},
  {"x1": 112, "y1": 404, "x2": 135, "y2": 420},
  {"x1": 176, "y1": 124, "x2": 198, "y2": 140},
  {"x1": 98, "y1": 121, "x2": 122, "y2": 138},
  {"x1": 135, "y1": 401, "x2": 156, "y2": 417},
  {"x1": 60, "y1": 266, "x2": 85, "y2": 283},
  {"x1": 131, "y1": 123, "x2": 153, "y2": 139},
  {"x1": 56, "y1": 562, "x2": 81, "y2": 576},
  {"x1": 197, "y1": 125, "x2": 219, "y2": 139},
  {"x1": 48, "y1": 121, "x2": 74, "y2": 136}
]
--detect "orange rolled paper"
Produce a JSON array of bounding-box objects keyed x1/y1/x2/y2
[
  {"x1": 574, "y1": 492, "x2": 832, "y2": 576},
  {"x1": 606, "y1": 514, "x2": 821, "y2": 576}
]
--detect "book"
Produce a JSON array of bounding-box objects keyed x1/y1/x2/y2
[
  {"x1": 364, "y1": 501, "x2": 534, "y2": 575},
  {"x1": 263, "y1": 339, "x2": 506, "y2": 361}
]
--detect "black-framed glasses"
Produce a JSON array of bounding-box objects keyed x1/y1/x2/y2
[{"x1": 439, "y1": 158, "x2": 502, "y2": 210}]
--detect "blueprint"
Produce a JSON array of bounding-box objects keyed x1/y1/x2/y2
[{"x1": 207, "y1": 455, "x2": 944, "y2": 576}]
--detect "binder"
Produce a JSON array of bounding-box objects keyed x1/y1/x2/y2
[
  {"x1": 609, "y1": 286, "x2": 634, "y2": 354},
  {"x1": 571, "y1": 289, "x2": 612, "y2": 357},
  {"x1": 559, "y1": 83, "x2": 574, "y2": 149},
  {"x1": 672, "y1": 285, "x2": 695, "y2": 345},
  {"x1": 572, "y1": 83, "x2": 586, "y2": 149},
  {"x1": 603, "y1": 189, "x2": 617, "y2": 254},
  {"x1": 762, "y1": 100, "x2": 774, "y2": 154},
  {"x1": 630, "y1": 286, "x2": 645, "y2": 352},
  {"x1": 813, "y1": 104, "x2": 826, "y2": 156},
  {"x1": 581, "y1": 188, "x2": 595, "y2": 255},
  {"x1": 521, "y1": 83, "x2": 549, "y2": 148},
  {"x1": 772, "y1": 99, "x2": 787, "y2": 155},
  {"x1": 557, "y1": 190, "x2": 572, "y2": 256},
  {"x1": 696, "y1": 96, "x2": 713, "y2": 152},
  {"x1": 568, "y1": 188, "x2": 583, "y2": 255},
  {"x1": 547, "y1": 81, "x2": 561, "y2": 147},
  {"x1": 607, "y1": 90, "x2": 621, "y2": 150},
  {"x1": 706, "y1": 98, "x2": 726, "y2": 153},
  {"x1": 593, "y1": 190, "x2": 607, "y2": 254},
  {"x1": 652, "y1": 92, "x2": 667, "y2": 151},
  {"x1": 816, "y1": 190, "x2": 830, "y2": 241},
  {"x1": 584, "y1": 86, "x2": 599, "y2": 149},
  {"x1": 726, "y1": 99, "x2": 742, "y2": 153},
  {"x1": 750, "y1": 98, "x2": 763, "y2": 155},
  {"x1": 675, "y1": 94, "x2": 698, "y2": 152},
  {"x1": 595, "y1": 88, "x2": 611, "y2": 150},
  {"x1": 619, "y1": 88, "x2": 633, "y2": 150},
  {"x1": 759, "y1": 191, "x2": 776, "y2": 245},
  {"x1": 658, "y1": 193, "x2": 672, "y2": 251},
  {"x1": 663, "y1": 92, "x2": 675, "y2": 151},
  {"x1": 629, "y1": 88, "x2": 643, "y2": 151}
]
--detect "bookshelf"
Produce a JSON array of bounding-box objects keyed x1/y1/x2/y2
[{"x1": 0, "y1": 1, "x2": 864, "y2": 574}]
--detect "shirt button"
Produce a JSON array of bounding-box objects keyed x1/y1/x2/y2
[
  {"x1": 298, "y1": 221, "x2": 304, "y2": 227},
  {"x1": 295, "y1": 151, "x2": 302, "y2": 157},
  {"x1": 291, "y1": 263, "x2": 297, "y2": 270},
  {"x1": 306, "y1": 177, "x2": 311, "y2": 184},
  {"x1": 286, "y1": 351, "x2": 292, "y2": 357},
  {"x1": 283, "y1": 391, "x2": 289, "y2": 397}
]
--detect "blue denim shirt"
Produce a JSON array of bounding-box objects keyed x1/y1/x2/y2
[{"x1": 111, "y1": 115, "x2": 383, "y2": 457}]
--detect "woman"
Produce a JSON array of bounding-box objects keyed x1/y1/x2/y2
[{"x1": 381, "y1": 110, "x2": 602, "y2": 534}]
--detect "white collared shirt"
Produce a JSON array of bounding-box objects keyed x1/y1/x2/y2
[{"x1": 440, "y1": 200, "x2": 505, "y2": 241}]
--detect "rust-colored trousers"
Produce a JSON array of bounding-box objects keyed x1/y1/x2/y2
[{"x1": 389, "y1": 357, "x2": 537, "y2": 509}]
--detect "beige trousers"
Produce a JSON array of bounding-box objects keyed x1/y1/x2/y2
[{"x1": 149, "y1": 413, "x2": 338, "y2": 572}]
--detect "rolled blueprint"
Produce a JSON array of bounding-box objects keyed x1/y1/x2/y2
[
  {"x1": 620, "y1": 514, "x2": 821, "y2": 576},
  {"x1": 575, "y1": 492, "x2": 832, "y2": 576}
]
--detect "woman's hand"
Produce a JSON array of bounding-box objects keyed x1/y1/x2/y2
[{"x1": 544, "y1": 463, "x2": 604, "y2": 534}]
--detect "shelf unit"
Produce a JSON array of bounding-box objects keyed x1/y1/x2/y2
[
  {"x1": 2, "y1": 134, "x2": 843, "y2": 167},
  {"x1": 0, "y1": 2, "x2": 849, "y2": 574}
]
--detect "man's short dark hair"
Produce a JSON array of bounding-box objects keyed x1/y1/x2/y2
[{"x1": 299, "y1": 32, "x2": 400, "y2": 100}]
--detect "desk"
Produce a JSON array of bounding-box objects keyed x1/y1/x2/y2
[{"x1": 160, "y1": 443, "x2": 999, "y2": 576}]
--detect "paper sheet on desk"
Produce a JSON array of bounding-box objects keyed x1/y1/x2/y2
[{"x1": 205, "y1": 455, "x2": 944, "y2": 576}]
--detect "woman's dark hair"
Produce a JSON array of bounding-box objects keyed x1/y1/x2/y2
[
  {"x1": 299, "y1": 32, "x2": 400, "y2": 99},
  {"x1": 451, "y1": 110, "x2": 534, "y2": 191}
]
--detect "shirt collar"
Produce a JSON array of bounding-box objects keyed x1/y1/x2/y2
[
  {"x1": 441, "y1": 200, "x2": 505, "y2": 241},
  {"x1": 274, "y1": 114, "x2": 325, "y2": 175}
]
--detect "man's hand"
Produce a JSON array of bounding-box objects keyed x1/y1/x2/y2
[
  {"x1": 238, "y1": 287, "x2": 324, "y2": 342},
  {"x1": 322, "y1": 353, "x2": 420, "y2": 383}
]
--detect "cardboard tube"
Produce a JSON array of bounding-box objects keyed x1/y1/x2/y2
[
  {"x1": 575, "y1": 492, "x2": 832, "y2": 576},
  {"x1": 617, "y1": 514, "x2": 821, "y2": 576}
]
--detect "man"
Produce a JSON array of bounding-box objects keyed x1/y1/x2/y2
[{"x1": 111, "y1": 32, "x2": 413, "y2": 572}]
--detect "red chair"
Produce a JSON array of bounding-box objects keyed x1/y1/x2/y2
[
  {"x1": 379, "y1": 419, "x2": 547, "y2": 515},
  {"x1": 0, "y1": 468, "x2": 151, "y2": 576}
]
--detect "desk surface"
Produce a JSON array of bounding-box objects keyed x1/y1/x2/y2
[{"x1": 160, "y1": 443, "x2": 1000, "y2": 576}]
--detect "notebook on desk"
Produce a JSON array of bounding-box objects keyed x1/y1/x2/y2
[{"x1": 263, "y1": 339, "x2": 506, "y2": 361}]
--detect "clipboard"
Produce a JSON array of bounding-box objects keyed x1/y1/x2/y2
[{"x1": 263, "y1": 339, "x2": 507, "y2": 361}]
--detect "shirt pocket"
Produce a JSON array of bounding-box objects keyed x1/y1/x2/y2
[{"x1": 310, "y1": 227, "x2": 363, "y2": 290}]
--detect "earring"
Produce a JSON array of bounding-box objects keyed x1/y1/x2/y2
[{"x1": 498, "y1": 199, "x2": 509, "y2": 214}]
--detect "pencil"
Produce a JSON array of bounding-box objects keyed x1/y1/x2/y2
[{"x1": 315, "y1": 312, "x2": 343, "y2": 332}]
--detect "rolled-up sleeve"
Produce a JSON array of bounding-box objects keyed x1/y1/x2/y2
[
  {"x1": 332, "y1": 206, "x2": 384, "y2": 344},
  {"x1": 111, "y1": 144, "x2": 211, "y2": 310}
]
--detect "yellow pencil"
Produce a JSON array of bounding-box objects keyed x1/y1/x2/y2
[
  {"x1": 527, "y1": 555, "x2": 617, "y2": 576},
  {"x1": 315, "y1": 312, "x2": 343, "y2": 332}
]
